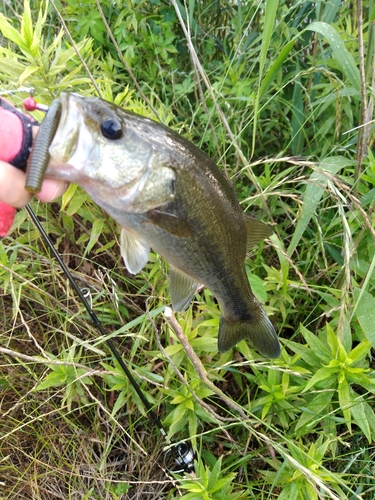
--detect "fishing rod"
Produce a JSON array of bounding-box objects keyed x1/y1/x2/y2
[{"x1": 22, "y1": 90, "x2": 195, "y2": 474}]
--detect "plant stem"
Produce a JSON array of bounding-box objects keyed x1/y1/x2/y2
[{"x1": 355, "y1": 0, "x2": 367, "y2": 188}]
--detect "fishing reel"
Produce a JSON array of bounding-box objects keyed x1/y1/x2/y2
[{"x1": 165, "y1": 441, "x2": 195, "y2": 474}]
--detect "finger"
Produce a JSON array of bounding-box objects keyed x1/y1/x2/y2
[
  {"x1": 36, "y1": 178, "x2": 69, "y2": 203},
  {"x1": 0, "y1": 161, "x2": 32, "y2": 207}
]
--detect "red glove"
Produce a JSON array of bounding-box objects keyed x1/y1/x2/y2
[
  {"x1": 0, "y1": 98, "x2": 37, "y2": 237},
  {"x1": 0, "y1": 203, "x2": 17, "y2": 238}
]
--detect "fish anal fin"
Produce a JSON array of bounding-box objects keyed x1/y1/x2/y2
[
  {"x1": 169, "y1": 267, "x2": 199, "y2": 312},
  {"x1": 245, "y1": 215, "x2": 273, "y2": 251},
  {"x1": 218, "y1": 306, "x2": 280, "y2": 358},
  {"x1": 120, "y1": 227, "x2": 150, "y2": 274}
]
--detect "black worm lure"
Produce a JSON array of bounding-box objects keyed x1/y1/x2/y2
[{"x1": 25, "y1": 97, "x2": 61, "y2": 193}]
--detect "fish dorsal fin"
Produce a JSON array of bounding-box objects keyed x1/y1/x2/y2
[
  {"x1": 169, "y1": 266, "x2": 199, "y2": 312},
  {"x1": 120, "y1": 227, "x2": 150, "y2": 274},
  {"x1": 245, "y1": 215, "x2": 273, "y2": 251},
  {"x1": 147, "y1": 209, "x2": 196, "y2": 238}
]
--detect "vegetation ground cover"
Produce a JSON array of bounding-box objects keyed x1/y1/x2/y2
[{"x1": 0, "y1": 1, "x2": 375, "y2": 498}]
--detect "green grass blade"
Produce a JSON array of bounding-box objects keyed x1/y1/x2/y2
[
  {"x1": 306, "y1": 21, "x2": 361, "y2": 91},
  {"x1": 366, "y1": 3, "x2": 375, "y2": 81},
  {"x1": 349, "y1": 390, "x2": 374, "y2": 443},
  {"x1": 353, "y1": 288, "x2": 375, "y2": 348},
  {"x1": 252, "y1": 0, "x2": 279, "y2": 156},
  {"x1": 259, "y1": 39, "x2": 296, "y2": 100},
  {"x1": 287, "y1": 156, "x2": 356, "y2": 257},
  {"x1": 84, "y1": 218, "x2": 104, "y2": 257},
  {"x1": 291, "y1": 66, "x2": 305, "y2": 155},
  {"x1": 258, "y1": 0, "x2": 279, "y2": 79},
  {"x1": 321, "y1": 0, "x2": 341, "y2": 24}
]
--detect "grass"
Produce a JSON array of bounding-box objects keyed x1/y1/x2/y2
[{"x1": 1, "y1": 0, "x2": 375, "y2": 498}]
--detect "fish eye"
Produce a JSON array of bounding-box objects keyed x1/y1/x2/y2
[{"x1": 100, "y1": 119, "x2": 123, "y2": 140}]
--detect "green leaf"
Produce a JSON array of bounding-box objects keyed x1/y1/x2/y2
[
  {"x1": 278, "y1": 482, "x2": 299, "y2": 500},
  {"x1": 35, "y1": 370, "x2": 67, "y2": 390},
  {"x1": 252, "y1": 0, "x2": 279, "y2": 156},
  {"x1": 346, "y1": 372, "x2": 375, "y2": 393},
  {"x1": 306, "y1": 21, "x2": 361, "y2": 91},
  {"x1": 207, "y1": 455, "x2": 223, "y2": 487},
  {"x1": 348, "y1": 340, "x2": 372, "y2": 364},
  {"x1": 52, "y1": 37, "x2": 89, "y2": 68},
  {"x1": 303, "y1": 482, "x2": 319, "y2": 500},
  {"x1": 167, "y1": 404, "x2": 189, "y2": 440},
  {"x1": 61, "y1": 183, "x2": 80, "y2": 212},
  {"x1": 288, "y1": 157, "x2": 356, "y2": 256},
  {"x1": 353, "y1": 288, "x2": 375, "y2": 347},
  {"x1": 164, "y1": 343, "x2": 183, "y2": 356},
  {"x1": 285, "y1": 340, "x2": 324, "y2": 366},
  {"x1": 291, "y1": 65, "x2": 305, "y2": 155},
  {"x1": 33, "y1": 0, "x2": 48, "y2": 48},
  {"x1": 248, "y1": 273, "x2": 268, "y2": 303},
  {"x1": 259, "y1": 39, "x2": 296, "y2": 99},
  {"x1": 295, "y1": 390, "x2": 334, "y2": 433},
  {"x1": 112, "y1": 482, "x2": 131, "y2": 496},
  {"x1": 321, "y1": 0, "x2": 341, "y2": 24},
  {"x1": 269, "y1": 234, "x2": 289, "y2": 298},
  {"x1": 302, "y1": 366, "x2": 336, "y2": 393},
  {"x1": 299, "y1": 325, "x2": 330, "y2": 362},
  {"x1": 350, "y1": 389, "x2": 375, "y2": 442},
  {"x1": 112, "y1": 390, "x2": 127, "y2": 417},
  {"x1": 0, "y1": 13, "x2": 29, "y2": 52},
  {"x1": 338, "y1": 377, "x2": 351, "y2": 430},
  {"x1": 84, "y1": 218, "x2": 104, "y2": 256},
  {"x1": 65, "y1": 189, "x2": 88, "y2": 216},
  {"x1": 185, "y1": 398, "x2": 195, "y2": 411},
  {"x1": 18, "y1": 65, "x2": 39, "y2": 84},
  {"x1": 258, "y1": 0, "x2": 279, "y2": 80},
  {"x1": 325, "y1": 323, "x2": 340, "y2": 357},
  {"x1": 112, "y1": 305, "x2": 165, "y2": 337},
  {"x1": 20, "y1": 0, "x2": 34, "y2": 50}
]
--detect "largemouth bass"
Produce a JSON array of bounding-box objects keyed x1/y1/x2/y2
[{"x1": 42, "y1": 93, "x2": 280, "y2": 358}]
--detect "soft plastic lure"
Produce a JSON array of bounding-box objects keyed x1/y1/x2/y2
[{"x1": 25, "y1": 97, "x2": 61, "y2": 193}]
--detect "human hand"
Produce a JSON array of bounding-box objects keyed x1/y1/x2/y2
[
  {"x1": 0, "y1": 126, "x2": 67, "y2": 207},
  {"x1": 0, "y1": 98, "x2": 68, "y2": 236}
]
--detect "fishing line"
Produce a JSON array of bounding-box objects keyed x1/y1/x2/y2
[
  {"x1": 21, "y1": 91, "x2": 195, "y2": 474},
  {"x1": 25, "y1": 203, "x2": 195, "y2": 473}
]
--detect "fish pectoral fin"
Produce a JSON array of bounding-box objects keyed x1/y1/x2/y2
[
  {"x1": 169, "y1": 267, "x2": 199, "y2": 312},
  {"x1": 147, "y1": 209, "x2": 196, "y2": 238},
  {"x1": 120, "y1": 227, "x2": 150, "y2": 274},
  {"x1": 218, "y1": 305, "x2": 280, "y2": 358},
  {"x1": 245, "y1": 216, "x2": 273, "y2": 251}
]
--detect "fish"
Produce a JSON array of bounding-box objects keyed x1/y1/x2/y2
[{"x1": 43, "y1": 92, "x2": 280, "y2": 358}]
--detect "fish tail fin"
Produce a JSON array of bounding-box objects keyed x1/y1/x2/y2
[{"x1": 218, "y1": 306, "x2": 280, "y2": 358}]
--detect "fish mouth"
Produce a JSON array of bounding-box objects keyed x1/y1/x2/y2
[
  {"x1": 48, "y1": 93, "x2": 84, "y2": 164},
  {"x1": 46, "y1": 93, "x2": 97, "y2": 182}
]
